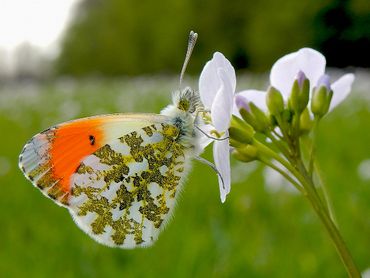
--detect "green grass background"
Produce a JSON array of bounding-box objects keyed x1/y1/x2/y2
[{"x1": 0, "y1": 75, "x2": 369, "y2": 277}]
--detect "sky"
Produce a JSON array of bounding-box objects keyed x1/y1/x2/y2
[{"x1": 0, "y1": 0, "x2": 78, "y2": 74}]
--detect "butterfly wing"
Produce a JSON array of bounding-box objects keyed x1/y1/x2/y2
[
  {"x1": 69, "y1": 122, "x2": 190, "y2": 248},
  {"x1": 19, "y1": 113, "x2": 168, "y2": 206},
  {"x1": 19, "y1": 113, "x2": 192, "y2": 248}
]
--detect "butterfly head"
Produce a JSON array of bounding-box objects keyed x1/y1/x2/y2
[{"x1": 173, "y1": 87, "x2": 201, "y2": 114}]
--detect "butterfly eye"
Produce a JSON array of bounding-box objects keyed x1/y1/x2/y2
[
  {"x1": 89, "y1": 135, "x2": 95, "y2": 145},
  {"x1": 178, "y1": 99, "x2": 190, "y2": 111}
]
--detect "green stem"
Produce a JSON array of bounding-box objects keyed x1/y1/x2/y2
[
  {"x1": 313, "y1": 161, "x2": 338, "y2": 226},
  {"x1": 292, "y1": 150, "x2": 360, "y2": 277},
  {"x1": 254, "y1": 140, "x2": 307, "y2": 187},
  {"x1": 254, "y1": 139, "x2": 361, "y2": 277},
  {"x1": 300, "y1": 129, "x2": 329, "y2": 218},
  {"x1": 266, "y1": 133, "x2": 292, "y2": 161},
  {"x1": 305, "y1": 120, "x2": 337, "y2": 225},
  {"x1": 308, "y1": 119, "x2": 319, "y2": 177},
  {"x1": 259, "y1": 156, "x2": 305, "y2": 194},
  {"x1": 301, "y1": 135, "x2": 337, "y2": 224},
  {"x1": 274, "y1": 115, "x2": 291, "y2": 143},
  {"x1": 272, "y1": 129, "x2": 284, "y2": 140},
  {"x1": 300, "y1": 178, "x2": 361, "y2": 278}
]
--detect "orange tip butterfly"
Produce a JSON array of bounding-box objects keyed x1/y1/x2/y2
[{"x1": 19, "y1": 31, "x2": 204, "y2": 248}]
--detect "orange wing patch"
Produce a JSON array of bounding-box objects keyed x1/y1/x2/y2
[
  {"x1": 19, "y1": 117, "x2": 106, "y2": 206},
  {"x1": 50, "y1": 118, "x2": 105, "y2": 194}
]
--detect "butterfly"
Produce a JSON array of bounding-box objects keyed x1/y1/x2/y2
[{"x1": 18, "y1": 31, "x2": 208, "y2": 248}]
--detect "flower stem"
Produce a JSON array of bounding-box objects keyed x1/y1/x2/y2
[
  {"x1": 308, "y1": 118, "x2": 319, "y2": 177},
  {"x1": 254, "y1": 139, "x2": 361, "y2": 277},
  {"x1": 302, "y1": 181, "x2": 361, "y2": 277},
  {"x1": 266, "y1": 133, "x2": 292, "y2": 161},
  {"x1": 313, "y1": 161, "x2": 337, "y2": 225},
  {"x1": 259, "y1": 157, "x2": 304, "y2": 194},
  {"x1": 292, "y1": 158, "x2": 361, "y2": 277}
]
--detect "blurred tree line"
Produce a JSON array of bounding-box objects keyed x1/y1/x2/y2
[{"x1": 56, "y1": 0, "x2": 370, "y2": 76}]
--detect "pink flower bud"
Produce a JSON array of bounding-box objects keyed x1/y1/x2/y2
[{"x1": 235, "y1": 94, "x2": 250, "y2": 112}]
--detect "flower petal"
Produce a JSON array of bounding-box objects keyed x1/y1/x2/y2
[
  {"x1": 213, "y1": 52, "x2": 236, "y2": 93},
  {"x1": 199, "y1": 60, "x2": 220, "y2": 109},
  {"x1": 233, "y1": 90, "x2": 267, "y2": 116},
  {"x1": 270, "y1": 48, "x2": 326, "y2": 98},
  {"x1": 211, "y1": 68, "x2": 234, "y2": 131},
  {"x1": 213, "y1": 136, "x2": 231, "y2": 203},
  {"x1": 329, "y1": 73, "x2": 355, "y2": 111},
  {"x1": 316, "y1": 74, "x2": 331, "y2": 90},
  {"x1": 199, "y1": 52, "x2": 236, "y2": 109},
  {"x1": 196, "y1": 123, "x2": 214, "y2": 150}
]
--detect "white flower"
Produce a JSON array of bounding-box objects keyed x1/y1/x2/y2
[
  {"x1": 270, "y1": 48, "x2": 355, "y2": 112},
  {"x1": 199, "y1": 52, "x2": 235, "y2": 203},
  {"x1": 198, "y1": 48, "x2": 352, "y2": 202},
  {"x1": 235, "y1": 48, "x2": 355, "y2": 113}
]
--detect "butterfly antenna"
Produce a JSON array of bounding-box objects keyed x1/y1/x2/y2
[
  {"x1": 194, "y1": 125, "x2": 229, "y2": 141},
  {"x1": 179, "y1": 30, "x2": 198, "y2": 89},
  {"x1": 195, "y1": 156, "x2": 226, "y2": 190}
]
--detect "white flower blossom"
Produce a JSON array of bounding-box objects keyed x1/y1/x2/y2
[
  {"x1": 236, "y1": 48, "x2": 355, "y2": 113},
  {"x1": 198, "y1": 48, "x2": 354, "y2": 202},
  {"x1": 199, "y1": 52, "x2": 235, "y2": 202},
  {"x1": 271, "y1": 48, "x2": 354, "y2": 112}
]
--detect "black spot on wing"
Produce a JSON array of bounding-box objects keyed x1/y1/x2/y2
[{"x1": 89, "y1": 135, "x2": 95, "y2": 145}]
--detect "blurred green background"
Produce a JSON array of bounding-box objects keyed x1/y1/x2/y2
[
  {"x1": 1, "y1": 76, "x2": 370, "y2": 277},
  {"x1": 56, "y1": 0, "x2": 370, "y2": 76},
  {"x1": 1, "y1": 0, "x2": 370, "y2": 277}
]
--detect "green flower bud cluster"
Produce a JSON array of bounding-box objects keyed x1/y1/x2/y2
[
  {"x1": 229, "y1": 116, "x2": 258, "y2": 162},
  {"x1": 265, "y1": 71, "x2": 334, "y2": 138},
  {"x1": 229, "y1": 70, "x2": 336, "y2": 167}
]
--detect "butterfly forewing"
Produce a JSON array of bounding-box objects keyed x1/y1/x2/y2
[
  {"x1": 18, "y1": 113, "x2": 169, "y2": 207},
  {"x1": 69, "y1": 123, "x2": 189, "y2": 248}
]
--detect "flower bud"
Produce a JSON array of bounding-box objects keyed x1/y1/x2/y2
[
  {"x1": 239, "y1": 108, "x2": 257, "y2": 129},
  {"x1": 289, "y1": 71, "x2": 310, "y2": 114},
  {"x1": 237, "y1": 99, "x2": 269, "y2": 133},
  {"x1": 266, "y1": 86, "x2": 284, "y2": 116},
  {"x1": 296, "y1": 70, "x2": 306, "y2": 87},
  {"x1": 311, "y1": 74, "x2": 333, "y2": 118},
  {"x1": 289, "y1": 81, "x2": 299, "y2": 111},
  {"x1": 236, "y1": 95, "x2": 258, "y2": 129},
  {"x1": 299, "y1": 108, "x2": 313, "y2": 133},
  {"x1": 229, "y1": 115, "x2": 255, "y2": 144},
  {"x1": 235, "y1": 95, "x2": 250, "y2": 112},
  {"x1": 249, "y1": 102, "x2": 270, "y2": 133},
  {"x1": 298, "y1": 75, "x2": 310, "y2": 112},
  {"x1": 232, "y1": 144, "x2": 258, "y2": 162},
  {"x1": 230, "y1": 138, "x2": 245, "y2": 148}
]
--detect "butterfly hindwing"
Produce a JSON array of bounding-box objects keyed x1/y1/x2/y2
[
  {"x1": 18, "y1": 113, "x2": 169, "y2": 207},
  {"x1": 69, "y1": 122, "x2": 190, "y2": 248}
]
